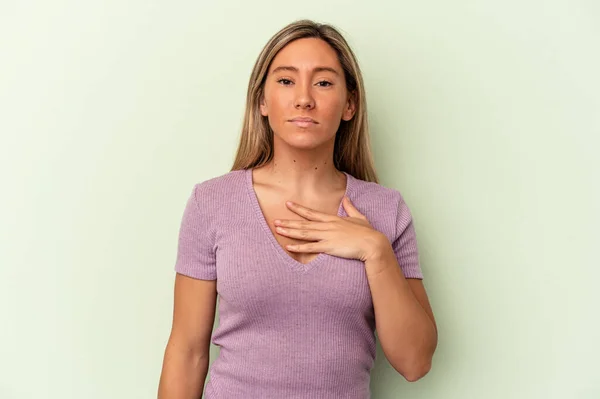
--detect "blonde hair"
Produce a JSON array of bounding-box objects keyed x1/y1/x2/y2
[{"x1": 230, "y1": 19, "x2": 379, "y2": 183}]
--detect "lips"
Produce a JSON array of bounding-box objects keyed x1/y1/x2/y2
[
  {"x1": 289, "y1": 117, "x2": 318, "y2": 127},
  {"x1": 290, "y1": 117, "x2": 317, "y2": 123}
]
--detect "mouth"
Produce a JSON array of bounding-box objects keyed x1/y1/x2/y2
[{"x1": 289, "y1": 117, "x2": 318, "y2": 128}]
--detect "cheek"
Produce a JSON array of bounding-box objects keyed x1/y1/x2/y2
[
  {"x1": 319, "y1": 96, "x2": 347, "y2": 122},
  {"x1": 265, "y1": 91, "x2": 293, "y2": 118}
]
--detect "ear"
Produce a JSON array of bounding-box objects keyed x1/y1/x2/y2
[
  {"x1": 341, "y1": 90, "x2": 357, "y2": 121},
  {"x1": 259, "y1": 93, "x2": 268, "y2": 117}
]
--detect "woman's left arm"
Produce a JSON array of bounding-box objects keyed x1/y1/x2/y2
[
  {"x1": 277, "y1": 198, "x2": 438, "y2": 381},
  {"x1": 364, "y1": 241, "x2": 438, "y2": 382}
]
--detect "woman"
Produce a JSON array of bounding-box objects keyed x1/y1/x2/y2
[{"x1": 158, "y1": 19, "x2": 438, "y2": 398}]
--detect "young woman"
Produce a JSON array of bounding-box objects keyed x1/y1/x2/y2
[{"x1": 158, "y1": 19, "x2": 438, "y2": 399}]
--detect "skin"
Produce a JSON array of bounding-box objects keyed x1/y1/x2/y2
[
  {"x1": 253, "y1": 37, "x2": 356, "y2": 265},
  {"x1": 259, "y1": 37, "x2": 356, "y2": 153},
  {"x1": 158, "y1": 37, "x2": 437, "y2": 398},
  {"x1": 260, "y1": 37, "x2": 437, "y2": 381}
]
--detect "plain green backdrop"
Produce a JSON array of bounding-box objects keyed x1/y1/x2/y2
[{"x1": 1, "y1": 0, "x2": 599, "y2": 398}]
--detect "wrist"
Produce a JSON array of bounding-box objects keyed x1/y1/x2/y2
[{"x1": 362, "y1": 232, "x2": 392, "y2": 263}]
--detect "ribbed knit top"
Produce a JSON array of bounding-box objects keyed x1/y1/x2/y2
[{"x1": 174, "y1": 168, "x2": 423, "y2": 398}]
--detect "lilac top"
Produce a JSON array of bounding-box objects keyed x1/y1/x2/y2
[{"x1": 174, "y1": 168, "x2": 423, "y2": 398}]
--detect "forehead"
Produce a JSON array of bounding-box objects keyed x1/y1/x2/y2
[{"x1": 269, "y1": 38, "x2": 342, "y2": 72}]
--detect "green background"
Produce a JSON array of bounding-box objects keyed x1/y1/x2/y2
[{"x1": 1, "y1": 0, "x2": 598, "y2": 398}]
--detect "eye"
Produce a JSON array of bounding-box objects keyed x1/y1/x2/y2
[
  {"x1": 316, "y1": 81, "x2": 333, "y2": 87},
  {"x1": 277, "y1": 78, "x2": 293, "y2": 86}
]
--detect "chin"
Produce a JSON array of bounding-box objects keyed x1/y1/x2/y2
[
  {"x1": 292, "y1": 139, "x2": 336, "y2": 152},
  {"x1": 287, "y1": 140, "x2": 322, "y2": 150},
  {"x1": 273, "y1": 127, "x2": 334, "y2": 148}
]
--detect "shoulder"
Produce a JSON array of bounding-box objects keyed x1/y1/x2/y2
[
  {"x1": 349, "y1": 174, "x2": 406, "y2": 210},
  {"x1": 191, "y1": 169, "x2": 247, "y2": 202},
  {"x1": 182, "y1": 169, "x2": 247, "y2": 224},
  {"x1": 348, "y1": 174, "x2": 410, "y2": 238}
]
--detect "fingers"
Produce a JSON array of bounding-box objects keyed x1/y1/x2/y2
[
  {"x1": 273, "y1": 219, "x2": 328, "y2": 230},
  {"x1": 342, "y1": 196, "x2": 366, "y2": 219},
  {"x1": 275, "y1": 225, "x2": 325, "y2": 241},
  {"x1": 286, "y1": 241, "x2": 327, "y2": 253},
  {"x1": 285, "y1": 201, "x2": 337, "y2": 222}
]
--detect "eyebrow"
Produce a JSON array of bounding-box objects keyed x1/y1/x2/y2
[{"x1": 270, "y1": 65, "x2": 340, "y2": 76}]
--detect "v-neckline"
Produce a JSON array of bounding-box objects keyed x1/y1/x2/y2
[{"x1": 245, "y1": 167, "x2": 354, "y2": 273}]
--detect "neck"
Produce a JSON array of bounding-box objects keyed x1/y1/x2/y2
[{"x1": 255, "y1": 140, "x2": 344, "y2": 195}]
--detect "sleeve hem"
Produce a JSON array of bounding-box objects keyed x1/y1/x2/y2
[
  {"x1": 403, "y1": 272, "x2": 424, "y2": 279},
  {"x1": 175, "y1": 262, "x2": 217, "y2": 280}
]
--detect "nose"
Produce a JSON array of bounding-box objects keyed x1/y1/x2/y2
[{"x1": 294, "y1": 82, "x2": 315, "y2": 110}]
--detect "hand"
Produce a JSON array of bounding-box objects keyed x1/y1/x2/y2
[{"x1": 273, "y1": 196, "x2": 388, "y2": 262}]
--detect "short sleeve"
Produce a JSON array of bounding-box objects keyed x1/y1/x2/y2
[
  {"x1": 392, "y1": 192, "x2": 423, "y2": 279},
  {"x1": 173, "y1": 184, "x2": 217, "y2": 280}
]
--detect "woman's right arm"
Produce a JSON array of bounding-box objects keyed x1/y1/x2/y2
[{"x1": 158, "y1": 273, "x2": 217, "y2": 399}]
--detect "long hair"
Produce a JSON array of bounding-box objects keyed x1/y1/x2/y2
[{"x1": 230, "y1": 19, "x2": 379, "y2": 183}]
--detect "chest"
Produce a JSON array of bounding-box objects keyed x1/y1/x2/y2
[
  {"x1": 213, "y1": 210, "x2": 374, "y2": 321},
  {"x1": 253, "y1": 187, "x2": 344, "y2": 266}
]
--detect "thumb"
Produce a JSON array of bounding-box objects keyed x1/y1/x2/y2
[{"x1": 342, "y1": 196, "x2": 365, "y2": 219}]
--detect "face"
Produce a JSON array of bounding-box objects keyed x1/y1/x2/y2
[{"x1": 260, "y1": 38, "x2": 356, "y2": 150}]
